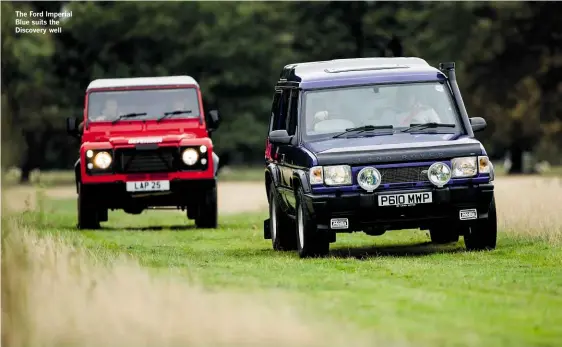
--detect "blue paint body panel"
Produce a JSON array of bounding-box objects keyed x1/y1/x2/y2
[{"x1": 264, "y1": 57, "x2": 495, "y2": 237}]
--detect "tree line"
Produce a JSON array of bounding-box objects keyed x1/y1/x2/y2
[{"x1": 2, "y1": 1, "x2": 560, "y2": 181}]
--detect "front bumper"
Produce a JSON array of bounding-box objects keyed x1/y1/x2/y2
[
  {"x1": 81, "y1": 178, "x2": 216, "y2": 209},
  {"x1": 304, "y1": 184, "x2": 495, "y2": 232}
]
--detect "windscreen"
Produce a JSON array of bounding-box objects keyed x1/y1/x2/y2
[
  {"x1": 87, "y1": 87, "x2": 201, "y2": 122},
  {"x1": 303, "y1": 82, "x2": 461, "y2": 138}
]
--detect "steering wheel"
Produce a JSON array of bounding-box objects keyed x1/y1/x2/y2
[
  {"x1": 375, "y1": 106, "x2": 403, "y2": 115},
  {"x1": 362, "y1": 106, "x2": 403, "y2": 125}
]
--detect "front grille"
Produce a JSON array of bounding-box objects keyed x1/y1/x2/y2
[
  {"x1": 379, "y1": 166, "x2": 430, "y2": 184},
  {"x1": 115, "y1": 147, "x2": 179, "y2": 173}
]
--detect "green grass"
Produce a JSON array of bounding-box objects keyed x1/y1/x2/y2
[{"x1": 11, "y1": 195, "x2": 562, "y2": 347}]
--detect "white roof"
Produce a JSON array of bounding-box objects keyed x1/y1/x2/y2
[
  {"x1": 331, "y1": 57, "x2": 430, "y2": 67},
  {"x1": 87, "y1": 75, "x2": 199, "y2": 90}
]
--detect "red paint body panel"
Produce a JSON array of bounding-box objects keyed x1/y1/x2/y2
[{"x1": 79, "y1": 84, "x2": 215, "y2": 184}]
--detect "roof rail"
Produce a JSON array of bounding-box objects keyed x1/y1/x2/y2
[{"x1": 325, "y1": 65, "x2": 410, "y2": 73}]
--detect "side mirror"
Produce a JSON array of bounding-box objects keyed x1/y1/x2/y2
[
  {"x1": 207, "y1": 110, "x2": 220, "y2": 132},
  {"x1": 66, "y1": 117, "x2": 81, "y2": 138},
  {"x1": 269, "y1": 129, "x2": 292, "y2": 145},
  {"x1": 469, "y1": 117, "x2": 487, "y2": 132}
]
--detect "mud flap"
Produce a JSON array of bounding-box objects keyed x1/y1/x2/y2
[{"x1": 263, "y1": 218, "x2": 271, "y2": 239}]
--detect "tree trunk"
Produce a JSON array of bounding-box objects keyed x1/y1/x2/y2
[
  {"x1": 507, "y1": 120, "x2": 525, "y2": 174},
  {"x1": 508, "y1": 144, "x2": 523, "y2": 174},
  {"x1": 19, "y1": 131, "x2": 35, "y2": 184},
  {"x1": 387, "y1": 35, "x2": 403, "y2": 57},
  {"x1": 19, "y1": 128, "x2": 51, "y2": 184},
  {"x1": 350, "y1": 4, "x2": 365, "y2": 58}
]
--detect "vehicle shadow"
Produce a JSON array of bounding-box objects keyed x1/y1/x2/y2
[
  {"x1": 329, "y1": 241, "x2": 466, "y2": 260},
  {"x1": 98, "y1": 224, "x2": 196, "y2": 232}
]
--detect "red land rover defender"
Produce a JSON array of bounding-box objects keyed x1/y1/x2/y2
[{"x1": 65, "y1": 76, "x2": 221, "y2": 230}]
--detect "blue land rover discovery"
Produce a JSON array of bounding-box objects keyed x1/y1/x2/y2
[{"x1": 263, "y1": 57, "x2": 496, "y2": 258}]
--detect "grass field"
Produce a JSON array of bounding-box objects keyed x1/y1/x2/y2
[{"x1": 2, "y1": 176, "x2": 562, "y2": 347}]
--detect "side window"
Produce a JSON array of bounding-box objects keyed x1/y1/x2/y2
[
  {"x1": 278, "y1": 89, "x2": 290, "y2": 131},
  {"x1": 286, "y1": 89, "x2": 299, "y2": 136},
  {"x1": 269, "y1": 91, "x2": 282, "y2": 131}
]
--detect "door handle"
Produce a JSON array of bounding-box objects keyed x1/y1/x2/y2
[{"x1": 280, "y1": 154, "x2": 285, "y2": 162}]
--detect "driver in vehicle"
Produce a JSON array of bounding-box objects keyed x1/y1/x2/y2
[
  {"x1": 171, "y1": 99, "x2": 190, "y2": 113},
  {"x1": 395, "y1": 88, "x2": 442, "y2": 126}
]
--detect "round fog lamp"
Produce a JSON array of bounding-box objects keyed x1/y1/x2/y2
[
  {"x1": 182, "y1": 148, "x2": 199, "y2": 165},
  {"x1": 86, "y1": 150, "x2": 94, "y2": 158},
  {"x1": 93, "y1": 151, "x2": 112, "y2": 169},
  {"x1": 427, "y1": 162, "x2": 451, "y2": 187},
  {"x1": 357, "y1": 167, "x2": 382, "y2": 192},
  {"x1": 200, "y1": 145, "x2": 207, "y2": 153}
]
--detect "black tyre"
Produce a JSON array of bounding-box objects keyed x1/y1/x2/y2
[
  {"x1": 464, "y1": 197, "x2": 498, "y2": 251},
  {"x1": 98, "y1": 208, "x2": 109, "y2": 222},
  {"x1": 187, "y1": 207, "x2": 197, "y2": 220},
  {"x1": 429, "y1": 226, "x2": 460, "y2": 244},
  {"x1": 295, "y1": 187, "x2": 329, "y2": 258},
  {"x1": 269, "y1": 183, "x2": 297, "y2": 251},
  {"x1": 77, "y1": 183, "x2": 100, "y2": 230},
  {"x1": 195, "y1": 186, "x2": 218, "y2": 229}
]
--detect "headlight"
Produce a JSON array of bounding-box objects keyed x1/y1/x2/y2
[
  {"x1": 451, "y1": 157, "x2": 477, "y2": 177},
  {"x1": 427, "y1": 162, "x2": 451, "y2": 187},
  {"x1": 309, "y1": 166, "x2": 323, "y2": 185},
  {"x1": 323, "y1": 165, "x2": 352, "y2": 186},
  {"x1": 200, "y1": 145, "x2": 207, "y2": 153},
  {"x1": 182, "y1": 148, "x2": 199, "y2": 165},
  {"x1": 357, "y1": 167, "x2": 382, "y2": 192},
  {"x1": 93, "y1": 151, "x2": 112, "y2": 169}
]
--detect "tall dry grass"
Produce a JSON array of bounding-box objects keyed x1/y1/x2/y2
[
  {"x1": 494, "y1": 176, "x2": 562, "y2": 244},
  {"x1": 1, "y1": 219, "x2": 376, "y2": 347}
]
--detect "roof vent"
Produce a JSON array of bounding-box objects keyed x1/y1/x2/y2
[{"x1": 324, "y1": 65, "x2": 410, "y2": 73}]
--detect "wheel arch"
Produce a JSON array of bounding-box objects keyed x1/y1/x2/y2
[
  {"x1": 265, "y1": 164, "x2": 280, "y2": 203},
  {"x1": 292, "y1": 169, "x2": 311, "y2": 196}
]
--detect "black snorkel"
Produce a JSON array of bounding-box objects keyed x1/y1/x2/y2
[{"x1": 439, "y1": 62, "x2": 475, "y2": 138}]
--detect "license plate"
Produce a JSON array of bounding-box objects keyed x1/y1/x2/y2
[
  {"x1": 126, "y1": 180, "x2": 170, "y2": 192},
  {"x1": 459, "y1": 208, "x2": 478, "y2": 220},
  {"x1": 378, "y1": 192, "x2": 432, "y2": 207},
  {"x1": 330, "y1": 218, "x2": 349, "y2": 230}
]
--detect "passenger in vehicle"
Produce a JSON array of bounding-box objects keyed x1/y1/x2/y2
[
  {"x1": 77, "y1": 98, "x2": 120, "y2": 132},
  {"x1": 307, "y1": 91, "x2": 355, "y2": 133},
  {"x1": 93, "y1": 99, "x2": 120, "y2": 121}
]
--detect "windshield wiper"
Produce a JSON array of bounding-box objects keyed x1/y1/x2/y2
[
  {"x1": 401, "y1": 122, "x2": 456, "y2": 133},
  {"x1": 333, "y1": 125, "x2": 394, "y2": 139},
  {"x1": 157, "y1": 110, "x2": 192, "y2": 122},
  {"x1": 111, "y1": 112, "x2": 147, "y2": 124}
]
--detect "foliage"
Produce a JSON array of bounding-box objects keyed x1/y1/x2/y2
[{"x1": 2, "y1": 1, "x2": 561, "y2": 178}]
